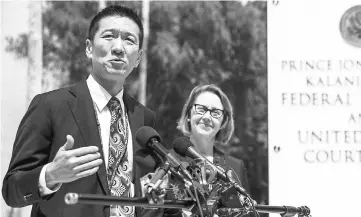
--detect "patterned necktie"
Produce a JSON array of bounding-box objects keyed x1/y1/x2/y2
[{"x1": 107, "y1": 97, "x2": 134, "y2": 217}]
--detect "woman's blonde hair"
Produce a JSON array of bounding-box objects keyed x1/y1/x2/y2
[{"x1": 177, "y1": 84, "x2": 234, "y2": 146}]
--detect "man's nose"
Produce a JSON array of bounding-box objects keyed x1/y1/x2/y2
[{"x1": 112, "y1": 38, "x2": 126, "y2": 54}]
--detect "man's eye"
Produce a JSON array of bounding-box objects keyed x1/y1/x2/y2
[
  {"x1": 103, "y1": 34, "x2": 114, "y2": 38},
  {"x1": 126, "y1": 38, "x2": 136, "y2": 43}
]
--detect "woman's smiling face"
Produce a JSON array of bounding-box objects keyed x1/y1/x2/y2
[{"x1": 189, "y1": 91, "x2": 225, "y2": 140}]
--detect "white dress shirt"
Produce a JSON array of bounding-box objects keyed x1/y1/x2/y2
[{"x1": 39, "y1": 74, "x2": 134, "y2": 196}]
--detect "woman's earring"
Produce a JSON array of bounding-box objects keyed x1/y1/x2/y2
[{"x1": 187, "y1": 119, "x2": 190, "y2": 122}]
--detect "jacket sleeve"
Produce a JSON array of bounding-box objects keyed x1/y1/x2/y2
[
  {"x1": 225, "y1": 156, "x2": 250, "y2": 193},
  {"x1": 2, "y1": 94, "x2": 53, "y2": 207},
  {"x1": 238, "y1": 160, "x2": 250, "y2": 193}
]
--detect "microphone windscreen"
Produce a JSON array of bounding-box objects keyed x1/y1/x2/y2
[
  {"x1": 172, "y1": 137, "x2": 193, "y2": 157},
  {"x1": 134, "y1": 149, "x2": 158, "y2": 173},
  {"x1": 135, "y1": 126, "x2": 161, "y2": 148}
]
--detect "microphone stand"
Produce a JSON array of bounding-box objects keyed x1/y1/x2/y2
[
  {"x1": 65, "y1": 193, "x2": 311, "y2": 217},
  {"x1": 65, "y1": 193, "x2": 195, "y2": 209},
  {"x1": 255, "y1": 204, "x2": 311, "y2": 217}
]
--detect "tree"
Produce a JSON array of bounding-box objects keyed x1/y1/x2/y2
[{"x1": 27, "y1": 1, "x2": 43, "y2": 104}]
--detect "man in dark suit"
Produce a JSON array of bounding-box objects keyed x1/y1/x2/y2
[{"x1": 2, "y1": 5, "x2": 162, "y2": 217}]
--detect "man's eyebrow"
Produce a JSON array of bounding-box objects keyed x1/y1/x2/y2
[
  {"x1": 100, "y1": 28, "x2": 137, "y2": 37},
  {"x1": 100, "y1": 28, "x2": 115, "y2": 33}
]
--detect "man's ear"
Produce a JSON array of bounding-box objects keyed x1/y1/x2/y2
[
  {"x1": 85, "y1": 39, "x2": 93, "y2": 59},
  {"x1": 135, "y1": 49, "x2": 143, "y2": 67}
]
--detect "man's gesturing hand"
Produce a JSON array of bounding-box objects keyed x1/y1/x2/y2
[{"x1": 45, "y1": 135, "x2": 103, "y2": 189}]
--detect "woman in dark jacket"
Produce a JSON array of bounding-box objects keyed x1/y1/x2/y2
[{"x1": 170, "y1": 84, "x2": 251, "y2": 217}]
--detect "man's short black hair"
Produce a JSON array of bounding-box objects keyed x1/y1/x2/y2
[{"x1": 87, "y1": 5, "x2": 144, "y2": 49}]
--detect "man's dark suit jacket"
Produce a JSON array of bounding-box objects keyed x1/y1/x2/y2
[{"x1": 2, "y1": 80, "x2": 163, "y2": 217}]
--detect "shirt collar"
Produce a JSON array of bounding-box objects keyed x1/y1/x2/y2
[{"x1": 86, "y1": 74, "x2": 124, "y2": 112}]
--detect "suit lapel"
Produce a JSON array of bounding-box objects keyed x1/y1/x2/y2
[
  {"x1": 67, "y1": 81, "x2": 110, "y2": 195},
  {"x1": 123, "y1": 91, "x2": 143, "y2": 194},
  {"x1": 123, "y1": 91, "x2": 145, "y2": 217}
]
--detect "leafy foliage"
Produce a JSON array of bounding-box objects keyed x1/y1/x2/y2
[{"x1": 6, "y1": 0, "x2": 268, "y2": 206}]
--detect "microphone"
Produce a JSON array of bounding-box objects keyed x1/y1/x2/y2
[
  {"x1": 137, "y1": 158, "x2": 170, "y2": 194},
  {"x1": 135, "y1": 126, "x2": 193, "y2": 182},
  {"x1": 148, "y1": 162, "x2": 170, "y2": 191},
  {"x1": 172, "y1": 137, "x2": 251, "y2": 197},
  {"x1": 135, "y1": 150, "x2": 169, "y2": 196},
  {"x1": 135, "y1": 149, "x2": 192, "y2": 188},
  {"x1": 134, "y1": 149, "x2": 160, "y2": 173},
  {"x1": 135, "y1": 150, "x2": 170, "y2": 190}
]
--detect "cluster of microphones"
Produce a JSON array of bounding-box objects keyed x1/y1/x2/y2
[
  {"x1": 133, "y1": 126, "x2": 256, "y2": 217},
  {"x1": 65, "y1": 126, "x2": 311, "y2": 217},
  {"x1": 134, "y1": 126, "x2": 251, "y2": 198}
]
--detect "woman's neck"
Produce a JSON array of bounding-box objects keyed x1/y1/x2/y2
[{"x1": 190, "y1": 135, "x2": 215, "y2": 157}]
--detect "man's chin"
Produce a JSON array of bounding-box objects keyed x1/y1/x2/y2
[
  {"x1": 109, "y1": 69, "x2": 128, "y2": 75},
  {"x1": 105, "y1": 65, "x2": 128, "y2": 75}
]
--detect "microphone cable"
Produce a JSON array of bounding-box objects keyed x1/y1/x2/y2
[
  {"x1": 202, "y1": 156, "x2": 257, "y2": 217},
  {"x1": 192, "y1": 180, "x2": 204, "y2": 217},
  {"x1": 228, "y1": 166, "x2": 260, "y2": 217}
]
